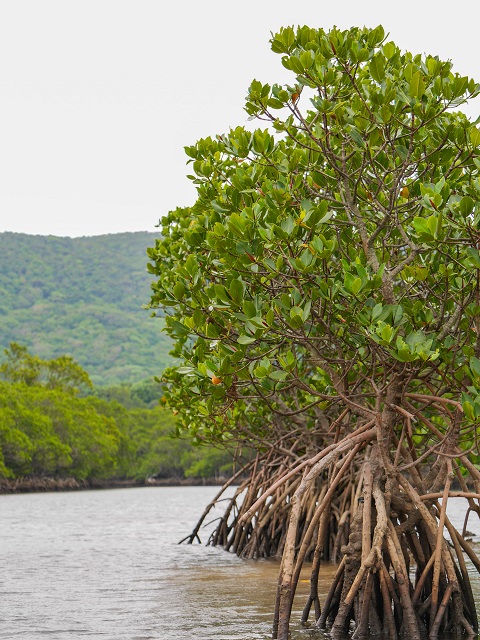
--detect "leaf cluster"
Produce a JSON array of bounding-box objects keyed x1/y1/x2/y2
[{"x1": 148, "y1": 25, "x2": 480, "y2": 454}]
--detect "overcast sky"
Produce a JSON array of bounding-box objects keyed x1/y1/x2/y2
[{"x1": 0, "y1": 0, "x2": 479, "y2": 237}]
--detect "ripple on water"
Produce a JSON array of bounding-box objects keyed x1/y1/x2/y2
[{"x1": 1, "y1": 488, "x2": 479, "y2": 640}]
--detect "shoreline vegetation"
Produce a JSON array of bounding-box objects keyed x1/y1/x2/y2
[
  {"x1": 0, "y1": 344, "x2": 235, "y2": 490},
  {"x1": 0, "y1": 475, "x2": 230, "y2": 495}
]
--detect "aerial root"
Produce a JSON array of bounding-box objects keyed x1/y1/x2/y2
[
  {"x1": 315, "y1": 470, "x2": 479, "y2": 640},
  {"x1": 180, "y1": 434, "x2": 480, "y2": 640}
]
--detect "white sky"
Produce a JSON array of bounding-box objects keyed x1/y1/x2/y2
[{"x1": 0, "y1": 0, "x2": 479, "y2": 237}]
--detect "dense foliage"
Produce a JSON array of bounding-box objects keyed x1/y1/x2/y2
[
  {"x1": 0, "y1": 231, "x2": 171, "y2": 385},
  {"x1": 149, "y1": 26, "x2": 480, "y2": 443},
  {"x1": 147, "y1": 24, "x2": 480, "y2": 640},
  {"x1": 0, "y1": 345, "x2": 232, "y2": 481}
]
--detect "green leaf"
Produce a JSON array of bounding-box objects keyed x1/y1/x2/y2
[
  {"x1": 253, "y1": 365, "x2": 269, "y2": 378},
  {"x1": 211, "y1": 200, "x2": 230, "y2": 214},
  {"x1": 249, "y1": 316, "x2": 266, "y2": 328},
  {"x1": 371, "y1": 303, "x2": 383, "y2": 322},
  {"x1": 242, "y1": 300, "x2": 257, "y2": 318},
  {"x1": 382, "y1": 42, "x2": 396, "y2": 59},
  {"x1": 268, "y1": 97, "x2": 285, "y2": 109},
  {"x1": 393, "y1": 305, "x2": 403, "y2": 325},
  {"x1": 214, "y1": 222, "x2": 225, "y2": 236},
  {"x1": 378, "y1": 322, "x2": 394, "y2": 343},
  {"x1": 281, "y1": 216, "x2": 295, "y2": 236},
  {"x1": 176, "y1": 366, "x2": 195, "y2": 375},
  {"x1": 462, "y1": 393, "x2": 475, "y2": 420},
  {"x1": 290, "y1": 306, "x2": 304, "y2": 320},
  {"x1": 214, "y1": 284, "x2": 231, "y2": 304},
  {"x1": 395, "y1": 145, "x2": 409, "y2": 161},
  {"x1": 349, "y1": 127, "x2": 366, "y2": 148},
  {"x1": 426, "y1": 214, "x2": 439, "y2": 237},
  {"x1": 470, "y1": 356, "x2": 480, "y2": 377},
  {"x1": 459, "y1": 196, "x2": 474, "y2": 216},
  {"x1": 299, "y1": 50, "x2": 314, "y2": 70},
  {"x1": 469, "y1": 126, "x2": 480, "y2": 148},
  {"x1": 286, "y1": 56, "x2": 303, "y2": 74},
  {"x1": 368, "y1": 25, "x2": 385, "y2": 47},
  {"x1": 167, "y1": 319, "x2": 190, "y2": 336},
  {"x1": 394, "y1": 337, "x2": 417, "y2": 362},
  {"x1": 173, "y1": 282, "x2": 185, "y2": 299},
  {"x1": 229, "y1": 279, "x2": 245, "y2": 304},
  {"x1": 270, "y1": 26, "x2": 295, "y2": 53},
  {"x1": 206, "y1": 323, "x2": 220, "y2": 338},
  {"x1": 269, "y1": 370, "x2": 289, "y2": 381},
  {"x1": 369, "y1": 54, "x2": 385, "y2": 83},
  {"x1": 467, "y1": 247, "x2": 480, "y2": 269},
  {"x1": 413, "y1": 217, "x2": 434, "y2": 239},
  {"x1": 351, "y1": 277, "x2": 362, "y2": 295},
  {"x1": 344, "y1": 272, "x2": 362, "y2": 295},
  {"x1": 409, "y1": 71, "x2": 425, "y2": 98},
  {"x1": 317, "y1": 210, "x2": 334, "y2": 224},
  {"x1": 184, "y1": 255, "x2": 198, "y2": 277},
  {"x1": 228, "y1": 213, "x2": 246, "y2": 237},
  {"x1": 237, "y1": 335, "x2": 256, "y2": 345}
]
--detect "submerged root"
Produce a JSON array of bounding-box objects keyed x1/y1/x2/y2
[{"x1": 317, "y1": 464, "x2": 479, "y2": 640}]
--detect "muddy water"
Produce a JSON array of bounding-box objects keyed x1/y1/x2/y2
[{"x1": 1, "y1": 487, "x2": 479, "y2": 640}]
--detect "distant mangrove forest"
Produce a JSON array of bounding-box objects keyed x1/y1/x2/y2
[{"x1": 0, "y1": 344, "x2": 232, "y2": 486}]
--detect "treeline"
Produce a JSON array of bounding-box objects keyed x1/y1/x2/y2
[{"x1": 0, "y1": 344, "x2": 232, "y2": 483}]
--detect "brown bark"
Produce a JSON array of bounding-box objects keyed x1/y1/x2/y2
[{"x1": 180, "y1": 400, "x2": 480, "y2": 640}]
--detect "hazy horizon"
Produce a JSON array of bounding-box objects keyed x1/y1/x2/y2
[{"x1": 1, "y1": 0, "x2": 479, "y2": 237}]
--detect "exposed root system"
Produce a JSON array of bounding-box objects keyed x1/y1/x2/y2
[{"x1": 182, "y1": 402, "x2": 480, "y2": 640}]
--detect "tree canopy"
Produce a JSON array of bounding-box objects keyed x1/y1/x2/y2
[
  {"x1": 0, "y1": 232, "x2": 171, "y2": 385},
  {"x1": 148, "y1": 25, "x2": 480, "y2": 640},
  {"x1": 0, "y1": 345, "x2": 232, "y2": 483},
  {"x1": 1, "y1": 342, "x2": 93, "y2": 393},
  {"x1": 149, "y1": 24, "x2": 480, "y2": 442}
]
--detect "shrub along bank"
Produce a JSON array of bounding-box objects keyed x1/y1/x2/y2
[{"x1": 0, "y1": 344, "x2": 233, "y2": 489}]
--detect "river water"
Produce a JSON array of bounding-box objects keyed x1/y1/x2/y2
[{"x1": 1, "y1": 487, "x2": 480, "y2": 640}]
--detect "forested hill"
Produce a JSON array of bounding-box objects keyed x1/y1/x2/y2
[{"x1": 0, "y1": 232, "x2": 170, "y2": 385}]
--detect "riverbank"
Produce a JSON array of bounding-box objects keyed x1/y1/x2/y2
[{"x1": 0, "y1": 475, "x2": 230, "y2": 494}]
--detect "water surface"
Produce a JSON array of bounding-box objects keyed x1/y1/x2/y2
[{"x1": 1, "y1": 486, "x2": 479, "y2": 640}]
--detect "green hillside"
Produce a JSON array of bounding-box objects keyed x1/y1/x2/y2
[{"x1": 0, "y1": 232, "x2": 170, "y2": 385}]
